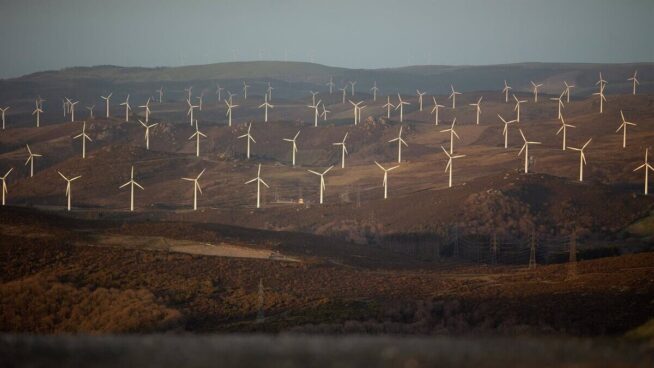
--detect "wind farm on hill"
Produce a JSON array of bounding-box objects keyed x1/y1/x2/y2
[{"x1": 1, "y1": 60, "x2": 654, "y2": 346}]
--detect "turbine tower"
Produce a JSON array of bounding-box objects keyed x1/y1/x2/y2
[
  {"x1": 416, "y1": 90, "x2": 426, "y2": 111},
  {"x1": 634, "y1": 148, "x2": 654, "y2": 195},
  {"x1": 333, "y1": 132, "x2": 348, "y2": 169},
  {"x1": 25, "y1": 144, "x2": 42, "y2": 177},
  {"x1": 339, "y1": 87, "x2": 347, "y2": 104},
  {"x1": 120, "y1": 95, "x2": 131, "y2": 122},
  {"x1": 243, "y1": 81, "x2": 250, "y2": 100},
  {"x1": 225, "y1": 99, "x2": 238, "y2": 127},
  {"x1": 216, "y1": 85, "x2": 224, "y2": 101},
  {"x1": 119, "y1": 165, "x2": 144, "y2": 212},
  {"x1": 349, "y1": 100, "x2": 363, "y2": 125},
  {"x1": 139, "y1": 120, "x2": 158, "y2": 150},
  {"x1": 283, "y1": 130, "x2": 301, "y2": 167},
  {"x1": 382, "y1": 97, "x2": 395, "y2": 119},
  {"x1": 616, "y1": 110, "x2": 636, "y2": 149},
  {"x1": 441, "y1": 146, "x2": 465, "y2": 188},
  {"x1": 1, "y1": 168, "x2": 12, "y2": 206},
  {"x1": 308, "y1": 100, "x2": 321, "y2": 127},
  {"x1": 349, "y1": 81, "x2": 357, "y2": 96},
  {"x1": 395, "y1": 94, "x2": 410, "y2": 123},
  {"x1": 556, "y1": 116, "x2": 576, "y2": 151},
  {"x1": 320, "y1": 104, "x2": 330, "y2": 121},
  {"x1": 531, "y1": 81, "x2": 543, "y2": 102},
  {"x1": 375, "y1": 161, "x2": 399, "y2": 199},
  {"x1": 258, "y1": 95, "x2": 274, "y2": 123},
  {"x1": 502, "y1": 80, "x2": 512, "y2": 103},
  {"x1": 388, "y1": 126, "x2": 408, "y2": 163},
  {"x1": 550, "y1": 92, "x2": 565, "y2": 121},
  {"x1": 0, "y1": 107, "x2": 9, "y2": 130},
  {"x1": 430, "y1": 97, "x2": 445, "y2": 126},
  {"x1": 86, "y1": 105, "x2": 95, "y2": 120},
  {"x1": 238, "y1": 122, "x2": 256, "y2": 159},
  {"x1": 266, "y1": 82, "x2": 274, "y2": 101},
  {"x1": 440, "y1": 118, "x2": 460, "y2": 154},
  {"x1": 69, "y1": 100, "x2": 79, "y2": 122},
  {"x1": 181, "y1": 169, "x2": 205, "y2": 211},
  {"x1": 593, "y1": 83, "x2": 607, "y2": 114},
  {"x1": 498, "y1": 114, "x2": 517, "y2": 149},
  {"x1": 58, "y1": 171, "x2": 81, "y2": 211},
  {"x1": 513, "y1": 94, "x2": 527, "y2": 122},
  {"x1": 74, "y1": 121, "x2": 92, "y2": 159},
  {"x1": 187, "y1": 99, "x2": 199, "y2": 125},
  {"x1": 370, "y1": 82, "x2": 379, "y2": 101},
  {"x1": 101, "y1": 92, "x2": 112, "y2": 118},
  {"x1": 469, "y1": 96, "x2": 483, "y2": 125},
  {"x1": 156, "y1": 87, "x2": 164, "y2": 103},
  {"x1": 628, "y1": 70, "x2": 639, "y2": 95},
  {"x1": 568, "y1": 138, "x2": 592, "y2": 182},
  {"x1": 139, "y1": 98, "x2": 152, "y2": 123},
  {"x1": 310, "y1": 91, "x2": 319, "y2": 106},
  {"x1": 32, "y1": 103, "x2": 43, "y2": 127},
  {"x1": 189, "y1": 120, "x2": 206, "y2": 157},
  {"x1": 518, "y1": 129, "x2": 541, "y2": 174},
  {"x1": 307, "y1": 166, "x2": 333, "y2": 204},
  {"x1": 563, "y1": 81, "x2": 574, "y2": 103},
  {"x1": 448, "y1": 85, "x2": 461, "y2": 109},
  {"x1": 245, "y1": 164, "x2": 269, "y2": 209},
  {"x1": 326, "y1": 77, "x2": 335, "y2": 94}
]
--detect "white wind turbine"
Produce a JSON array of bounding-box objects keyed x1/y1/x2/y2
[
  {"x1": 186, "y1": 99, "x2": 199, "y2": 125},
  {"x1": 227, "y1": 91, "x2": 237, "y2": 104},
  {"x1": 216, "y1": 84, "x2": 224, "y2": 102},
  {"x1": 531, "y1": 81, "x2": 543, "y2": 102},
  {"x1": 333, "y1": 132, "x2": 348, "y2": 169},
  {"x1": 25, "y1": 144, "x2": 42, "y2": 177},
  {"x1": 513, "y1": 94, "x2": 527, "y2": 122},
  {"x1": 189, "y1": 120, "x2": 206, "y2": 157},
  {"x1": 550, "y1": 91, "x2": 565, "y2": 120},
  {"x1": 243, "y1": 81, "x2": 250, "y2": 100},
  {"x1": 86, "y1": 105, "x2": 95, "y2": 119},
  {"x1": 431, "y1": 97, "x2": 445, "y2": 126},
  {"x1": 628, "y1": 70, "x2": 639, "y2": 95},
  {"x1": 320, "y1": 104, "x2": 330, "y2": 121},
  {"x1": 370, "y1": 82, "x2": 379, "y2": 101},
  {"x1": 308, "y1": 166, "x2": 333, "y2": 204},
  {"x1": 120, "y1": 95, "x2": 131, "y2": 122},
  {"x1": 0, "y1": 106, "x2": 9, "y2": 130},
  {"x1": 181, "y1": 168, "x2": 205, "y2": 211},
  {"x1": 596, "y1": 72, "x2": 607, "y2": 89},
  {"x1": 382, "y1": 97, "x2": 395, "y2": 119},
  {"x1": 185, "y1": 86, "x2": 193, "y2": 101},
  {"x1": 349, "y1": 100, "x2": 363, "y2": 125},
  {"x1": 616, "y1": 110, "x2": 636, "y2": 149},
  {"x1": 139, "y1": 119, "x2": 158, "y2": 150},
  {"x1": 502, "y1": 80, "x2": 512, "y2": 103},
  {"x1": 74, "y1": 121, "x2": 92, "y2": 159},
  {"x1": 1, "y1": 168, "x2": 12, "y2": 206},
  {"x1": 441, "y1": 146, "x2": 465, "y2": 188},
  {"x1": 339, "y1": 87, "x2": 348, "y2": 104},
  {"x1": 634, "y1": 148, "x2": 654, "y2": 195},
  {"x1": 258, "y1": 95, "x2": 274, "y2": 123},
  {"x1": 349, "y1": 81, "x2": 357, "y2": 96},
  {"x1": 197, "y1": 92, "x2": 204, "y2": 111},
  {"x1": 389, "y1": 126, "x2": 408, "y2": 163},
  {"x1": 469, "y1": 96, "x2": 483, "y2": 125},
  {"x1": 238, "y1": 122, "x2": 256, "y2": 159},
  {"x1": 358, "y1": 105, "x2": 366, "y2": 125},
  {"x1": 568, "y1": 138, "x2": 592, "y2": 182},
  {"x1": 556, "y1": 116, "x2": 575, "y2": 151},
  {"x1": 101, "y1": 93, "x2": 112, "y2": 118},
  {"x1": 563, "y1": 81, "x2": 574, "y2": 103},
  {"x1": 32, "y1": 102, "x2": 43, "y2": 127},
  {"x1": 139, "y1": 98, "x2": 152, "y2": 123},
  {"x1": 308, "y1": 100, "x2": 321, "y2": 127},
  {"x1": 37, "y1": 96, "x2": 46, "y2": 110},
  {"x1": 518, "y1": 129, "x2": 541, "y2": 174},
  {"x1": 375, "y1": 161, "x2": 399, "y2": 199},
  {"x1": 395, "y1": 94, "x2": 410, "y2": 123},
  {"x1": 283, "y1": 130, "x2": 301, "y2": 167},
  {"x1": 156, "y1": 87, "x2": 164, "y2": 103},
  {"x1": 498, "y1": 114, "x2": 517, "y2": 149},
  {"x1": 266, "y1": 82, "x2": 274, "y2": 101},
  {"x1": 225, "y1": 99, "x2": 238, "y2": 127},
  {"x1": 416, "y1": 90, "x2": 426, "y2": 111},
  {"x1": 448, "y1": 85, "x2": 461, "y2": 109},
  {"x1": 245, "y1": 164, "x2": 269, "y2": 209},
  {"x1": 58, "y1": 171, "x2": 81, "y2": 211},
  {"x1": 120, "y1": 165, "x2": 144, "y2": 211},
  {"x1": 63, "y1": 98, "x2": 70, "y2": 117},
  {"x1": 440, "y1": 118, "x2": 460, "y2": 154},
  {"x1": 326, "y1": 77, "x2": 335, "y2": 94},
  {"x1": 310, "y1": 91, "x2": 319, "y2": 106},
  {"x1": 592, "y1": 83, "x2": 607, "y2": 114},
  {"x1": 69, "y1": 100, "x2": 79, "y2": 122}
]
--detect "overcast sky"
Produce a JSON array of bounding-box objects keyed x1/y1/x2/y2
[{"x1": 0, "y1": 0, "x2": 652, "y2": 78}]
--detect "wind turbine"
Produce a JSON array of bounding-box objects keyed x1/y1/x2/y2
[
  {"x1": 216, "y1": 84, "x2": 224, "y2": 101},
  {"x1": 502, "y1": 80, "x2": 512, "y2": 103},
  {"x1": 448, "y1": 85, "x2": 461, "y2": 109},
  {"x1": 563, "y1": 81, "x2": 575, "y2": 103},
  {"x1": 431, "y1": 97, "x2": 445, "y2": 126},
  {"x1": 283, "y1": 130, "x2": 301, "y2": 166},
  {"x1": 370, "y1": 82, "x2": 379, "y2": 101},
  {"x1": 550, "y1": 91, "x2": 565, "y2": 120},
  {"x1": 266, "y1": 82, "x2": 274, "y2": 101},
  {"x1": 469, "y1": 96, "x2": 483, "y2": 125},
  {"x1": 339, "y1": 87, "x2": 347, "y2": 104},
  {"x1": 440, "y1": 118, "x2": 460, "y2": 154},
  {"x1": 358, "y1": 105, "x2": 366, "y2": 125},
  {"x1": 628, "y1": 70, "x2": 639, "y2": 95},
  {"x1": 243, "y1": 81, "x2": 250, "y2": 100},
  {"x1": 568, "y1": 138, "x2": 592, "y2": 182},
  {"x1": 225, "y1": 99, "x2": 238, "y2": 127},
  {"x1": 185, "y1": 86, "x2": 193, "y2": 101},
  {"x1": 592, "y1": 83, "x2": 607, "y2": 114},
  {"x1": 518, "y1": 129, "x2": 541, "y2": 174},
  {"x1": 63, "y1": 98, "x2": 70, "y2": 117},
  {"x1": 0, "y1": 107, "x2": 8, "y2": 130},
  {"x1": 596, "y1": 72, "x2": 607, "y2": 89},
  {"x1": 441, "y1": 146, "x2": 465, "y2": 188},
  {"x1": 308, "y1": 100, "x2": 321, "y2": 127},
  {"x1": 25, "y1": 144, "x2": 42, "y2": 177},
  {"x1": 238, "y1": 122, "x2": 256, "y2": 159},
  {"x1": 616, "y1": 110, "x2": 636, "y2": 149},
  {"x1": 156, "y1": 87, "x2": 164, "y2": 103},
  {"x1": 634, "y1": 148, "x2": 654, "y2": 195},
  {"x1": 349, "y1": 100, "x2": 363, "y2": 125},
  {"x1": 120, "y1": 165, "x2": 144, "y2": 211},
  {"x1": 245, "y1": 164, "x2": 269, "y2": 209},
  {"x1": 86, "y1": 105, "x2": 95, "y2": 119},
  {"x1": 186, "y1": 99, "x2": 199, "y2": 125},
  {"x1": 1, "y1": 168, "x2": 12, "y2": 206},
  {"x1": 382, "y1": 97, "x2": 395, "y2": 119},
  {"x1": 310, "y1": 91, "x2": 319, "y2": 106},
  {"x1": 307, "y1": 166, "x2": 333, "y2": 204},
  {"x1": 139, "y1": 119, "x2": 158, "y2": 150},
  {"x1": 74, "y1": 122, "x2": 92, "y2": 159},
  {"x1": 320, "y1": 104, "x2": 330, "y2": 121},
  {"x1": 395, "y1": 94, "x2": 410, "y2": 123},
  {"x1": 349, "y1": 81, "x2": 357, "y2": 96},
  {"x1": 101, "y1": 93, "x2": 112, "y2": 118},
  {"x1": 58, "y1": 171, "x2": 81, "y2": 211},
  {"x1": 120, "y1": 95, "x2": 131, "y2": 122},
  {"x1": 258, "y1": 95, "x2": 274, "y2": 122},
  {"x1": 333, "y1": 132, "x2": 348, "y2": 169},
  {"x1": 189, "y1": 120, "x2": 206, "y2": 157},
  {"x1": 498, "y1": 114, "x2": 517, "y2": 149},
  {"x1": 227, "y1": 91, "x2": 237, "y2": 104},
  {"x1": 375, "y1": 161, "x2": 399, "y2": 199},
  {"x1": 37, "y1": 96, "x2": 46, "y2": 110},
  {"x1": 556, "y1": 116, "x2": 575, "y2": 150},
  {"x1": 416, "y1": 90, "x2": 426, "y2": 111},
  {"x1": 388, "y1": 126, "x2": 408, "y2": 163},
  {"x1": 181, "y1": 168, "x2": 205, "y2": 211},
  {"x1": 513, "y1": 94, "x2": 527, "y2": 122},
  {"x1": 32, "y1": 103, "x2": 43, "y2": 127},
  {"x1": 69, "y1": 100, "x2": 79, "y2": 122},
  {"x1": 326, "y1": 77, "x2": 335, "y2": 94},
  {"x1": 197, "y1": 92, "x2": 204, "y2": 111},
  {"x1": 531, "y1": 81, "x2": 543, "y2": 102},
  {"x1": 139, "y1": 98, "x2": 152, "y2": 123}
]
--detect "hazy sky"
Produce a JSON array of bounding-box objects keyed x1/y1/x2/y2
[{"x1": 1, "y1": 0, "x2": 652, "y2": 78}]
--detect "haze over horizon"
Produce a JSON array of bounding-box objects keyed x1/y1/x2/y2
[{"x1": 1, "y1": 0, "x2": 652, "y2": 79}]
